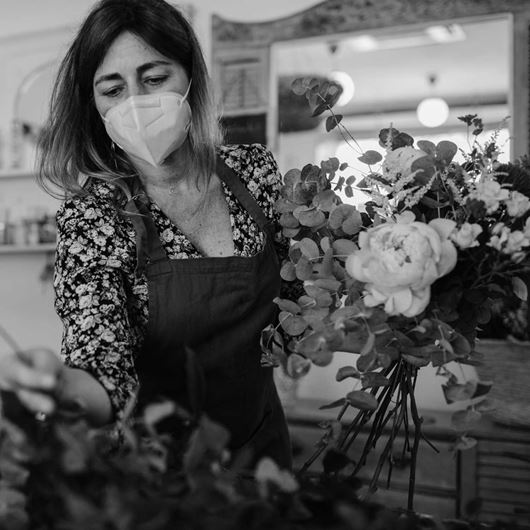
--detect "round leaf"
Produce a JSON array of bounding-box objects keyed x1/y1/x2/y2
[
  {"x1": 346, "y1": 390, "x2": 378, "y2": 411},
  {"x1": 274, "y1": 297, "x2": 302, "y2": 315},
  {"x1": 357, "y1": 150, "x2": 383, "y2": 165},
  {"x1": 286, "y1": 354, "x2": 312, "y2": 378},
  {"x1": 297, "y1": 238, "x2": 320, "y2": 260},
  {"x1": 336, "y1": 366, "x2": 360, "y2": 382},
  {"x1": 279, "y1": 311, "x2": 308, "y2": 336},
  {"x1": 332, "y1": 239, "x2": 358, "y2": 259}
]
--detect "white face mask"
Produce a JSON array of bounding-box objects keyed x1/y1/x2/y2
[{"x1": 102, "y1": 83, "x2": 192, "y2": 167}]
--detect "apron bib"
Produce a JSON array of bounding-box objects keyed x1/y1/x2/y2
[{"x1": 125, "y1": 156, "x2": 291, "y2": 469}]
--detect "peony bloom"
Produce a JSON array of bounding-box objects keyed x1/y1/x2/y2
[
  {"x1": 345, "y1": 211, "x2": 457, "y2": 317},
  {"x1": 382, "y1": 146, "x2": 426, "y2": 183},
  {"x1": 451, "y1": 223, "x2": 482, "y2": 249}
]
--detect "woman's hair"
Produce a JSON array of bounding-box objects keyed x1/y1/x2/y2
[{"x1": 37, "y1": 0, "x2": 223, "y2": 200}]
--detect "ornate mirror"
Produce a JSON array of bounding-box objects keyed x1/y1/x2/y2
[{"x1": 212, "y1": 0, "x2": 530, "y2": 174}]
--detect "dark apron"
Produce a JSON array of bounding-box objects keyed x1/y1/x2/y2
[{"x1": 125, "y1": 156, "x2": 292, "y2": 470}]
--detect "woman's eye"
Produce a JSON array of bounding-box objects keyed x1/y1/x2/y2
[
  {"x1": 144, "y1": 76, "x2": 167, "y2": 86},
  {"x1": 103, "y1": 86, "x2": 123, "y2": 98}
]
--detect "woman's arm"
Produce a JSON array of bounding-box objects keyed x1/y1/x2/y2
[{"x1": 53, "y1": 184, "x2": 141, "y2": 424}]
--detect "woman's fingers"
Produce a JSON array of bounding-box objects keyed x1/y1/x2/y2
[
  {"x1": 11, "y1": 360, "x2": 57, "y2": 390},
  {"x1": 16, "y1": 388, "x2": 56, "y2": 415},
  {"x1": 17, "y1": 348, "x2": 62, "y2": 376},
  {"x1": 0, "y1": 352, "x2": 57, "y2": 392}
]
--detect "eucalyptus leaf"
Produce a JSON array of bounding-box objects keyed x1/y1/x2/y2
[
  {"x1": 336, "y1": 366, "x2": 360, "y2": 382},
  {"x1": 286, "y1": 353, "x2": 312, "y2": 378},
  {"x1": 280, "y1": 261, "x2": 296, "y2": 281},
  {"x1": 512, "y1": 276, "x2": 528, "y2": 301},
  {"x1": 279, "y1": 212, "x2": 300, "y2": 229},
  {"x1": 273, "y1": 297, "x2": 302, "y2": 315},
  {"x1": 313, "y1": 278, "x2": 342, "y2": 291},
  {"x1": 402, "y1": 354, "x2": 430, "y2": 367},
  {"x1": 326, "y1": 115, "x2": 342, "y2": 132},
  {"x1": 332, "y1": 239, "x2": 358, "y2": 259},
  {"x1": 295, "y1": 331, "x2": 326, "y2": 355},
  {"x1": 295, "y1": 256, "x2": 314, "y2": 281},
  {"x1": 319, "y1": 398, "x2": 347, "y2": 410},
  {"x1": 357, "y1": 150, "x2": 383, "y2": 165},
  {"x1": 436, "y1": 141, "x2": 458, "y2": 164},
  {"x1": 291, "y1": 77, "x2": 308, "y2": 96},
  {"x1": 346, "y1": 390, "x2": 379, "y2": 411},
  {"x1": 297, "y1": 238, "x2": 320, "y2": 260},
  {"x1": 361, "y1": 372, "x2": 390, "y2": 389},
  {"x1": 279, "y1": 311, "x2": 308, "y2": 336},
  {"x1": 307, "y1": 348, "x2": 334, "y2": 366},
  {"x1": 313, "y1": 189, "x2": 339, "y2": 212},
  {"x1": 294, "y1": 206, "x2": 326, "y2": 228},
  {"x1": 416, "y1": 140, "x2": 436, "y2": 156}
]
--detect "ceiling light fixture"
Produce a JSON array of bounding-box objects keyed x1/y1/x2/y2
[
  {"x1": 330, "y1": 70, "x2": 355, "y2": 107},
  {"x1": 416, "y1": 74, "x2": 449, "y2": 128}
]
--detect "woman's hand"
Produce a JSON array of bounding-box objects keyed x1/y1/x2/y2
[{"x1": 0, "y1": 348, "x2": 64, "y2": 415}]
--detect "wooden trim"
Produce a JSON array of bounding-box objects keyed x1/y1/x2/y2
[
  {"x1": 213, "y1": 0, "x2": 530, "y2": 46},
  {"x1": 511, "y1": 14, "x2": 530, "y2": 157}
]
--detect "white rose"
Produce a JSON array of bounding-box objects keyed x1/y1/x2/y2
[
  {"x1": 451, "y1": 223, "x2": 482, "y2": 249},
  {"x1": 505, "y1": 191, "x2": 530, "y2": 217},
  {"x1": 469, "y1": 179, "x2": 510, "y2": 214},
  {"x1": 345, "y1": 211, "x2": 457, "y2": 317},
  {"x1": 382, "y1": 147, "x2": 426, "y2": 183}
]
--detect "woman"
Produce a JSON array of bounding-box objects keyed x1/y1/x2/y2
[{"x1": 0, "y1": 0, "x2": 291, "y2": 469}]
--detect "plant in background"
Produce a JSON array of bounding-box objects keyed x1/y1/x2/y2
[{"x1": 260, "y1": 77, "x2": 530, "y2": 509}]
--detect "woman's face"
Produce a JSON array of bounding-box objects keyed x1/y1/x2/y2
[{"x1": 93, "y1": 31, "x2": 189, "y2": 117}]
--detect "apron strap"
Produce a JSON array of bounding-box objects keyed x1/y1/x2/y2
[
  {"x1": 125, "y1": 154, "x2": 274, "y2": 276},
  {"x1": 215, "y1": 155, "x2": 270, "y2": 232},
  {"x1": 124, "y1": 195, "x2": 168, "y2": 277}
]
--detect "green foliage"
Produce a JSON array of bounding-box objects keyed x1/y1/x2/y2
[{"x1": 1, "y1": 394, "x2": 502, "y2": 530}]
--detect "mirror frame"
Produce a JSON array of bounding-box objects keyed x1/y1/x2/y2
[{"x1": 211, "y1": 0, "x2": 530, "y2": 158}]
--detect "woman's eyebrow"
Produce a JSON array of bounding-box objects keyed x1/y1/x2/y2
[
  {"x1": 94, "y1": 60, "x2": 172, "y2": 86},
  {"x1": 137, "y1": 60, "x2": 172, "y2": 75}
]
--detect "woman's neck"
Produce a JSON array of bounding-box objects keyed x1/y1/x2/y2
[{"x1": 131, "y1": 143, "x2": 205, "y2": 197}]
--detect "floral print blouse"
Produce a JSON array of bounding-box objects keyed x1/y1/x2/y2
[{"x1": 54, "y1": 144, "x2": 291, "y2": 418}]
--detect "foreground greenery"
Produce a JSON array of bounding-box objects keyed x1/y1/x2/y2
[{"x1": 0, "y1": 391, "x2": 525, "y2": 530}]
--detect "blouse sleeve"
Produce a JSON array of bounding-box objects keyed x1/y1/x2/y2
[{"x1": 54, "y1": 189, "x2": 139, "y2": 418}]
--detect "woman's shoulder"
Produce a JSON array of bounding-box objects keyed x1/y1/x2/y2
[
  {"x1": 217, "y1": 143, "x2": 281, "y2": 184},
  {"x1": 56, "y1": 179, "x2": 123, "y2": 226},
  {"x1": 217, "y1": 144, "x2": 282, "y2": 216}
]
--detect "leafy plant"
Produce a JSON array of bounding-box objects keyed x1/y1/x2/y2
[{"x1": 261, "y1": 77, "x2": 530, "y2": 509}]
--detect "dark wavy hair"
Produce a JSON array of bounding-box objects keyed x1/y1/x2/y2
[{"x1": 37, "y1": 0, "x2": 223, "y2": 200}]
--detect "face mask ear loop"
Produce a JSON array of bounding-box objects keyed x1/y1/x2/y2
[{"x1": 182, "y1": 78, "x2": 192, "y2": 101}]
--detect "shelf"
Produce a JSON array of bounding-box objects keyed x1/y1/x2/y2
[
  {"x1": 0, "y1": 243, "x2": 55, "y2": 254},
  {"x1": 0, "y1": 168, "x2": 35, "y2": 180}
]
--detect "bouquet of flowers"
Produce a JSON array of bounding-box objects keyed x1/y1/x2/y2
[{"x1": 261, "y1": 77, "x2": 530, "y2": 507}]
